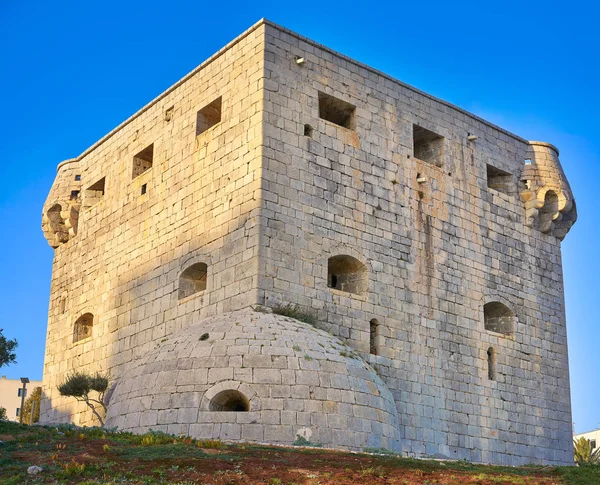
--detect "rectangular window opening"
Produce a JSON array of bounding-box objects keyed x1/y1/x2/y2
[
  {"x1": 85, "y1": 177, "x2": 105, "y2": 206},
  {"x1": 70, "y1": 190, "x2": 80, "y2": 200},
  {"x1": 413, "y1": 124, "x2": 444, "y2": 167},
  {"x1": 318, "y1": 92, "x2": 356, "y2": 130},
  {"x1": 74, "y1": 174, "x2": 81, "y2": 181},
  {"x1": 196, "y1": 97, "x2": 222, "y2": 136},
  {"x1": 132, "y1": 144, "x2": 154, "y2": 179},
  {"x1": 487, "y1": 164, "x2": 513, "y2": 195},
  {"x1": 141, "y1": 183, "x2": 147, "y2": 195}
]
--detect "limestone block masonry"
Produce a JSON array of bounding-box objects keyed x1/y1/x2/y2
[{"x1": 40, "y1": 19, "x2": 577, "y2": 466}]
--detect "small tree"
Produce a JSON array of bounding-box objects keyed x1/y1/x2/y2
[
  {"x1": 574, "y1": 436, "x2": 600, "y2": 465},
  {"x1": 0, "y1": 407, "x2": 7, "y2": 420},
  {"x1": 21, "y1": 386, "x2": 42, "y2": 424},
  {"x1": 0, "y1": 328, "x2": 17, "y2": 368},
  {"x1": 57, "y1": 372, "x2": 109, "y2": 426}
]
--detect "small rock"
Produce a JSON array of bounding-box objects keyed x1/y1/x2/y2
[{"x1": 27, "y1": 466, "x2": 43, "y2": 475}]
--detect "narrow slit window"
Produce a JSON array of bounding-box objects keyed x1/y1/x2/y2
[
  {"x1": 318, "y1": 92, "x2": 356, "y2": 130},
  {"x1": 487, "y1": 165, "x2": 513, "y2": 195},
  {"x1": 141, "y1": 183, "x2": 147, "y2": 195},
  {"x1": 487, "y1": 347, "x2": 496, "y2": 380},
  {"x1": 196, "y1": 97, "x2": 222, "y2": 135},
  {"x1": 413, "y1": 124, "x2": 444, "y2": 167},
  {"x1": 370, "y1": 319, "x2": 379, "y2": 355},
  {"x1": 132, "y1": 144, "x2": 154, "y2": 179}
]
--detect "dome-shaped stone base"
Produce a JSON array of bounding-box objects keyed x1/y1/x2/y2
[{"x1": 105, "y1": 309, "x2": 401, "y2": 452}]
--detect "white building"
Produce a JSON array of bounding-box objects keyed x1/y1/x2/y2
[
  {"x1": 0, "y1": 376, "x2": 43, "y2": 422},
  {"x1": 575, "y1": 428, "x2": 600, "y2": 451}
]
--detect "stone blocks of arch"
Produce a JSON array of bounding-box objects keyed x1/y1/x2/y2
[{"x1": 200, "y1": 381, "x2": 258, "y2": 412}]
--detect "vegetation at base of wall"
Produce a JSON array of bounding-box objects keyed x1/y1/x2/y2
[
  {"x1": 1, "y1": 421, "x2": 600, "y2": 484},
  {"x1": 292, "y1": 435, "x2": 322, "y2": 447},
  {"x1": 0, "y1": 406, "x2": 7, "y2": 420},
  {"x1": 57, "y1": 371, "x2": 110, "y2": 427},
  {"x1": 270, "y1": 303, "x2": 319, "y2": 326}
]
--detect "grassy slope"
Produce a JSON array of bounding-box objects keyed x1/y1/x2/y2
[{"x1": 1, "y1": 421, "x2": 599, "y2": 485}]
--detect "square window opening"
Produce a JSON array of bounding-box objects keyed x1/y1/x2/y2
[
  {"x1": 413, "y1": 124, "x2": 444, "y2": 167},
  {"x1": 487, "y1": 164, "x2": 513, "y2": 195},
  {"x1": 132, "y1": 144, "x2": 154, "y2": 179},
  {"x1": 70, "y1": 190, "x2": 80, "y2": 200},
  {"x1": 318, "y1": 92, "x2": 356, "y2": 130},
  {"x1": 196, "y1": 97, "x2": 222, "y2": 136},
  {"x1": 74, "y1": 174, "x2": 81, "y2": 181},
  {"x1": 85, "y1": 177, "x2": 105, "y2": 206}
]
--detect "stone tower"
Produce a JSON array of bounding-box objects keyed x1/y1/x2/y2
[{"x1": 40, "y1": 20, "x2": 577, "y2": 465}]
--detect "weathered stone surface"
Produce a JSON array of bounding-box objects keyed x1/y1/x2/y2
[
  {"x1": 40, "y1": 20, "x2": 575, "y2": 466},
  {"x1": 105, "y1": 310, "x2": 401, "y2": 452}
]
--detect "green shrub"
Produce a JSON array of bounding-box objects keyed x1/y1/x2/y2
[
  {"x1": 574, "y1": 436, "x2": 600, "y2": 465},
  {"x1": 140, "y1": 430, "x2": 173, "y2": 446},
  {"x1": 58, "y1": 371, "x2": 109, "y2": 426}
]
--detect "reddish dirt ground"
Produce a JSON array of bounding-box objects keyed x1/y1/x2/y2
[{"x1": 8, "y1": 436, "x2": 563, "y2": 484}]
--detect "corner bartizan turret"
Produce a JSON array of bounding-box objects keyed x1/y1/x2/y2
[
  {"x1": 42, "y1": 159, "x2": 81, "y2": 248},
  {"x1": 520, "y1": 141, "x2": 577, "y2": 240}
]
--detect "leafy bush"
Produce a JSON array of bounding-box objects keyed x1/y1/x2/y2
[
  {"x1": 0, "y1": 328, "x2": 17, "y2": 368},
  {"x1": 0, "y1": 406, "x2": 7, "y2": 420},
  {"x1": 58, "y1": 371, "x2": 109, "y2": 426},
  {"x1": 292, "y1": 435, "x2": 322, "y2": 447},
  {"x1": 197, "y1": 439, "x2": 224, "y2": 449},
  {"x1": 574, "y1": 436, "x2": 600, "y2": 465},
  {"x1": 59, "y1": 459, "x2": 86, "y2": 477},
  {"x1": 140, "y1": 431, "x2": 174, "y2": 446}
]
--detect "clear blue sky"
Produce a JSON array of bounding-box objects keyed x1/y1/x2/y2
[{"x1": 1, "y1": 1, "x2": 598, "y2": 434}]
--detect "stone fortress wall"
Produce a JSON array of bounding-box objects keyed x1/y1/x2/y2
[{"x1": 40, "y1": 20, "x2": 577, "y2": 466}]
